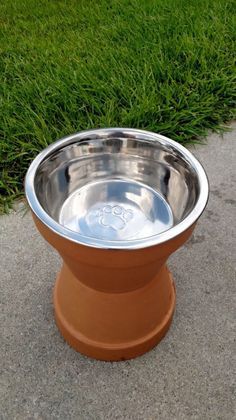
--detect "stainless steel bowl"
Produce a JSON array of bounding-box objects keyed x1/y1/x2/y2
[{"x1": 25, "y1": 128, "x2": 209, "y2": 249}]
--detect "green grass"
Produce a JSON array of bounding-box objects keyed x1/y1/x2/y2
[{"x1": 0, "y1": 0, "x2": 235, "y2": 212}]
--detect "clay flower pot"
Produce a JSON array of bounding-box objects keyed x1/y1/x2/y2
[{"x1": 25, "y1": 128, "x2": 209, "y2": 361}]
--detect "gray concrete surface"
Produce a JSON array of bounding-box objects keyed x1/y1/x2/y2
[{"x1": 1, "y1": 125, "x2": 236, "y2": 420}]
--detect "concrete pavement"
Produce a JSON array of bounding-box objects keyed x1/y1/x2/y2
[{"x1": 0, "y1": 124, "x2": 235, "y2": 419}]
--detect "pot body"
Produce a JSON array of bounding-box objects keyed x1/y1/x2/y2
[{"x1": 33, "y1": 214, "x2": 195, "y2": 360}]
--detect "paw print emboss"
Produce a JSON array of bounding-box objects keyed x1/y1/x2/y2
[{"x1": 99, "y1": 205, "x2": 133, "y2": 230}]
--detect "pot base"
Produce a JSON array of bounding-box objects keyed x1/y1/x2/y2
[{"x1": 54, "y1": 263, "x2": 176, "y2": 361}]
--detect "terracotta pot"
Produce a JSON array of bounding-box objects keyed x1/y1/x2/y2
[{"x1": 25, "y1": 128, "x2": 208, "y2": 361}]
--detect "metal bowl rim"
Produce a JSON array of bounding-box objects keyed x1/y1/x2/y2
[{"x1": 25, "y1": 128, "x2": 209, "y2": 250}]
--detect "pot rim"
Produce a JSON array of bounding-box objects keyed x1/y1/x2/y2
[{"x1": 25, "y1": 128, "x2": 209, "y2": 250}]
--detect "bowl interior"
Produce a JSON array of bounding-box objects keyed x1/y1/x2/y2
[{"x1": 34, "y1": 135, "x2": 200, "y2": 242}]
